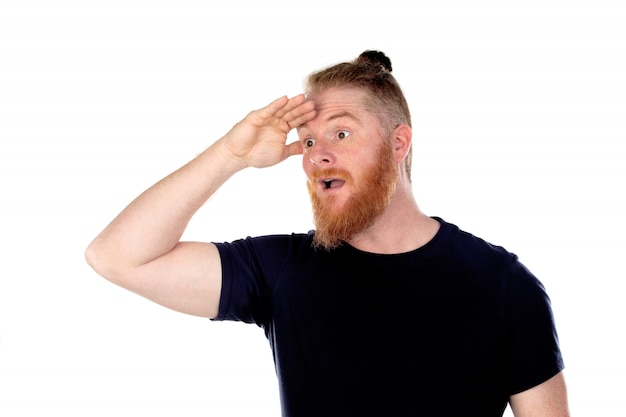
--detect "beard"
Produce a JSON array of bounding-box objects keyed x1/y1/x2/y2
[{"x1": 307, "y1": 141, "x2": 399, "y2": 250}]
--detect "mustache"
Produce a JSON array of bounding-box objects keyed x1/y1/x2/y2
[{"x1": 309, "y1": 168, "x2": 353, "y2": 183}]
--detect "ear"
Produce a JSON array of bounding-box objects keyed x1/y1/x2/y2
[{"x1": 391, "y1": 124, "x2": 412, "y2": 164}]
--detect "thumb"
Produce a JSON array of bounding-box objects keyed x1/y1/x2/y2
[{"x1": 285, "y1": 140, "x2": 304, "y2": 158}]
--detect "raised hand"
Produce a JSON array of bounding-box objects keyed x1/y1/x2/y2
[{"x1": 222, "y1": 94, "x2": 316, "y2": 168}]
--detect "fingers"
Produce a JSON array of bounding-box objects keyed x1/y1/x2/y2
[
  {"x1": 280, "y1": 95, "x2": 316, "y2": 130},
  {"x1": 286, "y1": 104, "x2": 316, "y2": 130},
  {"x1": 273, "y1": 94, "x2": 305, "y2": 117},
  {"x1": 259, "y1": 94, "x2": 316, "y2": 131},
  {"x1": 257, "y1": 95, "x2": 301, "y2": 119},
  {"x1": 260, "y1": 95, "x2": 290, "y2": 116}
]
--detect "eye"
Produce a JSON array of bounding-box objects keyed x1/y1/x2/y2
[
  {"x1": 304, "y1": 138, "x2": 316, "y2": 148},
  {"x1": 336, "y1": 130, "x2": 350, "y2": 140}
]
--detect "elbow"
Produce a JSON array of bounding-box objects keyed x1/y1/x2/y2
[
  {"x1": 85, "y1": 238, "x2": 123, "y2": 283},
  {"x1": 84, "y1": 240, "x2": 100, "y2": 272},
  {"x1": 85, "y1": 238, "x2": 107, "y2": 277},
  {"x1": 85, "y1": 236, "x2": 144, "y2": 291}
]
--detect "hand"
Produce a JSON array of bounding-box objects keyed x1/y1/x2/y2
[{"x1": 222, "y1": 94, "x2": 316, "y2": 168}]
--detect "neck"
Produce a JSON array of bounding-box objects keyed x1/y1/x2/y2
[{"x1": 346, "y1": 181, "x2": 440, "y2": 254}]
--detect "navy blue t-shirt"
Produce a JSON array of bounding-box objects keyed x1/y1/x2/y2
[{"x1": 214, "y1": 218, "x2": 564, "y2": 416}]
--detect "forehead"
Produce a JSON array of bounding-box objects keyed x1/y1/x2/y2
[{"x1": 299, "y1": 87, "x2": 371, "y2": 130}]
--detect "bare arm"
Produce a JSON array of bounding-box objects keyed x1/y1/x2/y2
[
  {"x1": 510, "y1": 371, "x2": 570, "y2": 417},
  {"x1": 85, "y1": 95, "x2": 316, "y2": 318}
]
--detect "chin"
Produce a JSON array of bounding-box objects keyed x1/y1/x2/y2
[{"x1": 317, "y1": 194, "x2": 350, "y2": 214}]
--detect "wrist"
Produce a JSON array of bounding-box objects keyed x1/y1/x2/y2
[{"x1": 208, "y1": 137, "x2": 249, "y2": 173}]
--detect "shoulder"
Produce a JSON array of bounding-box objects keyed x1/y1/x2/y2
[{"x1": 435, "y1": 218, "x2": 519, "y2": 270}]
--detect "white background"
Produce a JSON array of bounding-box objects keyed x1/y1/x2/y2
[{"x1": 1, "y1": 0, "x2": 624, "y2": 415}]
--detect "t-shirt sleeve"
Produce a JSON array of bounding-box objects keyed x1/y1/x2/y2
[
  {"x1": 505, "y1": 262, "x2": 565, "y2": 394},
  {"x1": 212, "y1": 237, "x2": 269, "y2": 325},
  {"x1": 212, "y1": 235, "x2": 300, "y2": 326}
]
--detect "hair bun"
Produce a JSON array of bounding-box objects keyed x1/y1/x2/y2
[{"x1": 357, "y1": 50, "x2": 393, "y2": 72}]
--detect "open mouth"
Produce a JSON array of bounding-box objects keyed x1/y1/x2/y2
[
  {"x1": 321, "y1": 179, "x2": 346, "y2": 190},
  {"x1": 310, "y1": 169, "x2": 351, "y2": 193}
]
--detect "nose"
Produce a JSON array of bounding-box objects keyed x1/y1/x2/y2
[{"x1": 307, "y1": 140, "x2": 335, "y2": 166}]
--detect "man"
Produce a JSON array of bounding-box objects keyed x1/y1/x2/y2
[{"x1": 86, "y1": 51, "x2": 569, "y2": 416}]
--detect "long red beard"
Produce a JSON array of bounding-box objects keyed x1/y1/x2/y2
[{"x1": 307, "y1": 142, "x2": 399, "y2": 250}]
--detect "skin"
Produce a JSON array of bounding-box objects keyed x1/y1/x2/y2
[
  {"x1": 299, "y1": 87, "x2": 438, "y2": 252},
  {"x1": 85, "y1": 87, "x2": 570, "y2": 416}
]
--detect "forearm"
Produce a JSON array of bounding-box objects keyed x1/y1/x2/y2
[{"x1": 85, "y1": 138, "x2": 244, "y2": 278}]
